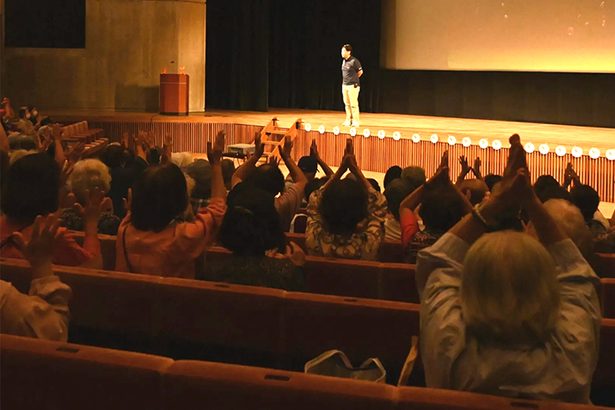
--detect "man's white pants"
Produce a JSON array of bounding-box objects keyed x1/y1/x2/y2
[{"x1": 342, "y1": 84, "x2": 360, "y2": 124}]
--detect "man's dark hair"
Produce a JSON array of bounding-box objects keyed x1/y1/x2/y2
[
  {"x1": 484, "y1": 174, "x2": 502, "y2": 192},
  {"x1": 534, "y1": 175, "x2": 560, "y2": 196},
  {"x1": 245, "y1": 163, "x2": 285, "y2": 197},
  {"x1": 419, "y1": 184, "x2": 466, "y2": 232},
  {"x1": 2, "y1": 153, "x2": 60, "y2": 225},
  {"x1": 384, "y1": 178, "x2": 412, "y2": 221},
  {"x1": 343, "y1": 44, "x2": 353, "y2": 54},
  {"x1": 305, "y1": 177, "x2": 327, "y2": 203},
  {"x1": 100, "y1": 144, "x2": 129, "y2": 168},
  {"x1": 570, "y1": 184, "x2": 601, "y2": 222},
  {"x1": 319, "y1": 179, "x2": 368, "y2": 236},
  {"x1": 131, "y1": 163, "x2": 188, "y2": 232},
  {"x1": 219, "y1": 184, "x2": 285, "y2": 256},
  {"x1": 383, "y1": 166, "x2": 402, "y2": 190},
  {"x1": 536, "y1": 185, "x2": 571, "y2": 203}
]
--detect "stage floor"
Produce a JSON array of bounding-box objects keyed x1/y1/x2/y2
[{"x1": 49, "y1": 108, "x2": 614, "y2": 154}]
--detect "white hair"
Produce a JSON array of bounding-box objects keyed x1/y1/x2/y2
[
  {"x1": 67, "y1": 159, "x2": 112, "y2": 205},
  {"x1": 542, "y1": 199, "x2": 593, "y2": 259},
  {"x1": 461, "y1": 230, "x2": 560, "y2": 345}
]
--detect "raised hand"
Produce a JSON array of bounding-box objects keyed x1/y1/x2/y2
[
  {"x1": 310, "y1": 139, "x2": 319, "y2": 158},
  {"x1": 459, "y1": 155, "x2": 471, "y2": 178},
  {"x1": 254, "y1": 132, "x2": 265, "y2": 158},
  {"x1": 267, "y1": 154, "x2": 280, "y2": 168},
  {"x1": 472, "y1": 157, "x2": 483, "y2": 179},
  {"x1": 279, "y1": 136, "x2": 293, "y2": 159},
  {"x1": 73, "y1": 186, "x2": 113, "y2": 223},
  {"x1": 67, "y1": 142, "x2": 85, "y2": 164},
  {"x1": 11, "y1": 213, "x2": 61, "y2": 277},
  {"x1": 207, "y1": 130, "x2": 225, "y2": 165}
]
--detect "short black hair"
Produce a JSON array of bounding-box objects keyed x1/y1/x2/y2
[
  {"x1": 534, "y1": 175, "x2": 560, "y2": 196},
  {"x1": 343, "y1": 44, "x2": 353, "y2": 54},
  {"x1": 383, "y1": 166, "x2": 402, "y2": 190},
  {"x1": 245, "y1": 163, "x2": 285, "y2": 197},
  {"x1": 100, "y1": 144, "x2": 129, "y2": 168},
  {"x1": 570, "y1": 184, "x2": 600, "y2": 222},
  {"x1": 2, "y1": 153, "x2": 60, "y2": 225},
  {"x1": 305, "y1": 177, "x2": 327, "y2": 203},
  {"x1": 131, "y1": 163, "x2": 188, "y2": 232},
  {"x1": 220, "y1": 184, "x2": 285, "y2": 256},
  {"x1": 384, "y1": 178, "x2": 412, "y2": 221},
  {"x1": 484, "y1": 174, "x2": 502, "y2": 192},
  {"x1": 319, "y1": 179, "x2": 368, "y2": 236},
  {"x1": 419, "y1": 184, "x2": 466, "y2": 232}
]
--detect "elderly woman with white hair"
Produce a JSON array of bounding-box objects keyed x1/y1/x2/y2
[
  {"x1": 62, "y1": 158, "x2": 120, "y2": 235},
  {"x1": 415, "y1": 135, "x2": 600, "y2": 403}
]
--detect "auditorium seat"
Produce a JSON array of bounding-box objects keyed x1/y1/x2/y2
[
  {"x1": 282, "y1": 291, "x2": 420, "y2": 382},
  {"x1": 3, "y1": 333, "x2": 609, "y2": 410},
  {"x1": 164, "y1": 360, "x2": 397, "y2": 410},
  {"x1": 600, "y1": 279, "x2": 615, "y2": 318},
  {"x1": 378, "y1": 240, "x2": 405, "y2": 263},
  {"x1": 0, "y1": 333, "x2": 172, "y2": 410},
  {"x1": 593, "y1": 253, "x2": 615, "y2": 278},
  {"x1": 1, "y1": 257, "x2": 613, "y2": 396},
  {"x1": 397, "y1": 386, "x2": 612, "y2": 410}
]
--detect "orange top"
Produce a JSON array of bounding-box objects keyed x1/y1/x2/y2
[{"x1": 115, "y1": 198, "x2": 226, "y2": 279}]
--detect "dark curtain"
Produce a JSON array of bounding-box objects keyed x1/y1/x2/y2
[
  {"x1": 206, "y1": 0, "x2": 381, "y2": 112},
  {"x1": 206, "y1": 0, "x2": 271, "y2": 110}
]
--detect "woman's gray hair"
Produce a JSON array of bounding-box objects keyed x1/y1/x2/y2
[
  {"x1": 67, "y1": 159, "x2": 112, "y2": 205},
  {"x1": 461, "y1": 230, "x2": 560, "y2": 346}
]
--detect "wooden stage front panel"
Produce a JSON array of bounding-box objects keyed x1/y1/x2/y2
[{"x1": 50, "y1": 109, "x2": 615, "y2": 202}]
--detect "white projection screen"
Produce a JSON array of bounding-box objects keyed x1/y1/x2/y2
[{"x1": 381, "y1": 0, "x2": 615, "y2": 73}]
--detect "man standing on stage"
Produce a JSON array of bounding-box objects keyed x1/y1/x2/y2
[{"x1": 341, "y1": 44, "x2": 363, "y2": 127}]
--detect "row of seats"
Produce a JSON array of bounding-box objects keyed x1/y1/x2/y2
[
  {"x1": 1, "y1": 333, "x2": 611, "y2": 410},
  {"x1": 61, "y1": 120, "x2": 104, "y2": 143},
  {"x1": 77, "y1": 231, "x2": 615, "y2": 310},
  {"x1": 1, "y1": 256, "x2": 614, "y2": 394}
]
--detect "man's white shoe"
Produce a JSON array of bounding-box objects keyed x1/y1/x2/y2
[
  {"x1": 343, "y1": 120, "x2": 351, "y2": 127},
  {"x1": 351, "y1": 122, "x2": 360, "y2": 127}
]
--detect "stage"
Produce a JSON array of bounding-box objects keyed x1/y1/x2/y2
[{"x1": 49, "y1": 108, "x2": 615, "y2": 203}]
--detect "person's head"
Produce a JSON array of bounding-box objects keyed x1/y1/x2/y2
[
  {"x1": 419, "y1": 184, "x2": 466, "y2": 232},
  {"x1": 534, "y1": 199, "x2": 593, "y2": 259},
  {"x1": 320, "y1": 179, "x2": 368, "y2": 236},
  {"x1": 533, "y1": 175, "x2": 560, "y2": 199},
  {"x1": 221, "y1": 159, "x2": 236, "y2": 190},
  {"x1": 458, "y1": 179, "x2": 489, "y2": 206},
  {"x1": 28, "y1": 106, "x2": 39, "y2": 119},
  {"x1": 535, "y1": 184, "x2": 571, "y2": 203},
  {"x1": 18, "y1": 106, "x2": 30, "y2": 120},
  {"x1": 401, "y1": 166, "x2": 426, "y2": 192},
  {"x1": 384, "y1": 178, "x2": 412, "y2": 221},
  {"x1": 246, "y1": 163, "x2": 285, "y2": 197},
  {"x1": 100, "y1": 144, "x2": 129, "y2": 168},
  {"x1": 2, "y1": 152, "x2": 60, "y2": 225},
  {"x1": 147, "y1": 148, "x2": 162, "y2": 165},
  {"x1": 570, "y1": 184, "x2": 601, "y2": 222},
  {"x1": 67, "y1": 159, "x2": 112, "y2": 205},
  {"x1": 383, "y1": 166, "x2": 402, "y2": 190},
  {"x1": 484, "y1": 174, "x2": 502, "y2": 192},
  {"x1": 130, "y1": 163, "x2": 188, "y2": 232},
  {"x1": 341, "y1": 44, "x2": 352, "y2": 59},
  {"x1": 183, "y1": 159, "x2": 212, "y2": 199},
  {"x1": 367, "y1": 178, "x2": 381, "y2": 193},
  {"x1": 305, "y1": 177, "x2": 328, "y2": 203},
  {"x1": 219, "y1": 184, "x2": 285, "y2": 256},
  {"x1": 297, "y1": 156, "x2": 318, "y2": 182},
  {"x1": 461, "y1": 231, "x2": 560, "y2": 346}
]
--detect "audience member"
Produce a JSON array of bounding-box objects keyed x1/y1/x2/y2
[
  {"x1": 306, "y1": 138, "x2": 387, "y2": 260},
  {"x1": 203, "y1": 184, "x2": 305, "y2": 290},
  {"x1": 416, "y1": 134, "x2": 600, "y2": 403},
  {"x1": 115, "y1": 131, "x2": 227, "y2": 278},
  {"x1": 1, "y1": 213, "x2": 72, "y2": 341}
]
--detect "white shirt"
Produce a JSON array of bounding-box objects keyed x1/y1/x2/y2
[
  {"x1": 0, "y1": 276, "x2": 72, "y2": 341},
  {"x1": 415, "y1": 233, "x2": 601, "y2": 403}
]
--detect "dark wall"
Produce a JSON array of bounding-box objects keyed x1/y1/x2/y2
[
  {"x1": 206, "y1": 0, "x2": 615, "y2": 127},
  {"x1": 377, "y1": 70, "x2": 615, "y2": 128},
  {"x1": 5, "y1": 0, "x2": 86, "y2": 48}
]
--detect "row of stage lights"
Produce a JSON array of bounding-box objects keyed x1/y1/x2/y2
[{"x1": 302, "y1": 122, "x2": 615, "y2": 161}]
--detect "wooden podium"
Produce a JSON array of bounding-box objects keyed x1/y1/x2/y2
[{"x1": 160, "y1": 73, "x2": 189, "y2": 115}]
